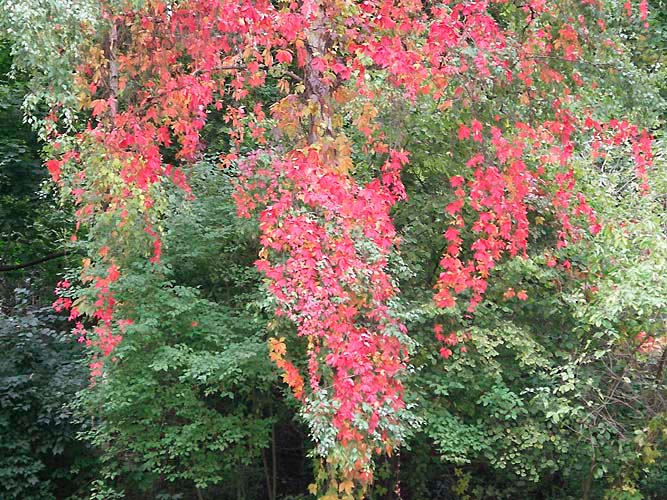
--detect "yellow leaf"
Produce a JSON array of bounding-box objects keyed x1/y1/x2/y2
[
  {"x1": 339, "y1": 480, "x2": 354, "y2": 495},
  {"x1": 277, "y1": 78, "x2": 290, "y2": 94}
]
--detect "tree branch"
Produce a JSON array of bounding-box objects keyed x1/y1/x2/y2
[{"x1": 0, "y1": 250, "x2": 67, "y2": 272}]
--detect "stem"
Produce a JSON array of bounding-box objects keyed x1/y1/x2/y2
[
  {"x1": 262, "y1": 448, "x2": 273, "y2": 500},
  {"x1": 0, "y1": 250, "x2": 67, "y2": 272},
  {"x1": 656, "y1": 347, "x2": 667, "y2": 381},
  {"x1": 582, "y1": 434, "x2": 596, "y2": 500},
  {"x1": 236, "y1": 475, "x2": 242, "y2": 500},
  {"x1": 108, "y1": 20, "x2": 119, "y2": 116},
  {"x1": 271, "y1": 422, "x2": 277, "y2": 500}
]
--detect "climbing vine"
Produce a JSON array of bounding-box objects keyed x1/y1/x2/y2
[{"x1": 35, "y1": 0, "x2": 655, "y2": 492}]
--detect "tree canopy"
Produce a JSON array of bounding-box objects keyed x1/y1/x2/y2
[{"x1": 0, "y1": 0, "x2": 666, "y2": 498}]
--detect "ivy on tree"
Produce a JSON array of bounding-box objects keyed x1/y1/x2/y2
[{"x1": 30, "y1": 0, "x2": 658, "y2": 494}]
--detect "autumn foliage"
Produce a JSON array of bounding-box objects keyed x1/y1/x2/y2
[{"x1": 45, "y1": 0, "x2": 654, "y2": 488}]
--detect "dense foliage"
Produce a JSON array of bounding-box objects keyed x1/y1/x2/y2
[{"x1": 0, "y1": 0, "x2": 666, "y2": 498}]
